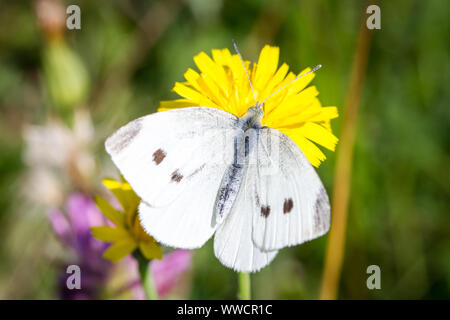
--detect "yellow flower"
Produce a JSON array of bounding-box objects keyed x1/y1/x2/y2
[
  {"x1": 160, "y1": 45, "x2": 338, "y2": 167},
  {"x1": 91, "y1": 178, "x2": 162, "y2": 263}
]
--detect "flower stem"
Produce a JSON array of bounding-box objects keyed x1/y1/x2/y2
[
  {"x1": 319, "y1": 6, "x2": 374, "y2": 300},
  {"x1": 135, "y1": 251, "x2": 158, "y2": 300},
  {"x1": 238, "y1": 272, "x2": 251, "y2": 300}
]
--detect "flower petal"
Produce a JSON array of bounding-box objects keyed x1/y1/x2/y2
[
  {"x1": 211, "y1": 48, "x2": 232, "y2": 66},
  {"x1": 103, "y1": 178, "x2": 140, "y2": 214},
  {"x1": 299, "y1": 122, "x2": 339, "y2": 151},
  {"x1": 91, "y1": 226, "x2": 131, "y2": 242},
  {"x1": 280, "y1": 129, "x2": 327, "y2": 167},
  {"x1": 193, "y1": 52, "x2": 229, "y2": 95},
  {"x1": 253, "y1": 45, "x2": 279, "y2": 91},
  {"x1": 266, "y1": 86, "x2": 319, "y2": 121},
  {"x1": 195, "y1": 75, "x2": 231, "y2": 112},
  {"x1": 103, "y1": 239, "x2": 137, "y2": 263},
  {"x1": 159, "y1": 99, "x2": 198, "y2": 111},
  {"x1": 139, "y1": 240, "x2": 163, "y2": 260},
  {"x1": 308, "y1": 106, "x2": 339, "y2": 122},
  {"x1": 287, "y1": 67, "x2": 316, "y2": 96},
  {"x1": 183, "y1": 68, "x2": 202, "y2": 91},
  {"x1": 260, "y1": 62, "x2": 289, "y2": 103},
  {"x1": 95, "y1": 196, "x2": 125, "y2": 227},
  {"x1": 172, "y1": 82, "x2": 219, "y2": 108}
]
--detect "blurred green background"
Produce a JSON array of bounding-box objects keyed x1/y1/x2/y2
[{"x1": 0, "y1": 0, "x2": 448, "y2": 299}]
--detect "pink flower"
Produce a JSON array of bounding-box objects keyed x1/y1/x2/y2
[
  {"x1": 129, "y1": 250, "x2": 192, "y2": 299},
  {"x1": 151, "y1": 250, "x2": 192, "y2": 298}
]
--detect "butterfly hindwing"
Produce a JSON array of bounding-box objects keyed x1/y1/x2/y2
[
  {"x1": 138, "y1": 162, "x2": 223, "y2": 249},
  {"x1": 213, "y1": 172, "x2": 279, "y2": 272},
  {"x1": 213, "y1": 129, "x2": 278, "y2": 272}
]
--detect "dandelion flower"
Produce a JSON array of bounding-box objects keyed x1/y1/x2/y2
[
  {"x1": 160, "y1": 45, "x2": 338, "y2": 167},
  {"x1": 91, "y1": 178, "x2": 162, "y2": 263}
]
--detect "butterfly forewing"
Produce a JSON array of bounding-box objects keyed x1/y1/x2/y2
[
  {"x1": 106, "y1": 107, "x2": 239, "y2": 249},
  {"x1": 106, "y1": 107, "x2": 238, "y2": 207},
  {"x1": 250, "y1": 127, "x2": 331, "y2": 252}
]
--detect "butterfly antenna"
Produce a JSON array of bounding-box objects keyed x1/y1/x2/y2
[
  {"x1": 232, "y1": 39, "x2": 258, "y2": 106},
  {"x1": 260, "y1": 64, "x2": 322, "y2": 105}
]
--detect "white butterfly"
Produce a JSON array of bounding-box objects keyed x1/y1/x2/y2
[{"x1": 105, "y1": 43, "x2": 330, "y2": 273}]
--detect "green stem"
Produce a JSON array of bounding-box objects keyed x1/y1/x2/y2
[
  {"x1": 135, "y1": 251, "x2": 158, "y2": 300},
  {"x1": 238, "y1": 272, "x2": 251, "y2": 300}
]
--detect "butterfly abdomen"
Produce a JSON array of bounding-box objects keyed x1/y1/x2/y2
[{"x1": 215, "y1": 164, "x2": 244, "y2": 223}]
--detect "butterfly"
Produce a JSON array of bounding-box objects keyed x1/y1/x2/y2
[{"x1": 105, "y1": 42, "x2": 330, "y2": 272}]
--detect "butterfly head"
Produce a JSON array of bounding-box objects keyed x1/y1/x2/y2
[
  {"x1": 244, "y1": 104, "x2": 264, "y2": 128},
  {"x1": 249, "y1": 103, "x2": 264, "y2": 117}
]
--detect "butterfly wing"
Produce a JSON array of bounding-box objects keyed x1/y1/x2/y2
[
  {"x1": 251, "y1": 127, "x2": 330, "y2": 252},
  {"x1": 138, "y1": 167, "x2": 221, "y2": 249},
  {"x1": 214, "y1": 129, "x2": 278, "y2": 272},
  {"x1": 213, "y1": 201, "x2": 278, "y2": 272},
  {"x1": 106, "y1": 107, "x2": 238, "y2": 248},
  {"x1": 106, "y1": 107, "x2": 238, "y2": 207}
]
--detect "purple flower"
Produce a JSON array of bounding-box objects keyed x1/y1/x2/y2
[
  {"x1": 49, "y1": 192, "x2": 111, "y2": 299},
  {"x1": 50, "y1": 192, "x2": 192, "y2": 299}
]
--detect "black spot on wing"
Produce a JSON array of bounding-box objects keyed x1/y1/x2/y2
[
  {"x1": 261, "y1": 205, "x2": 271, "y2": 218},
  {"x1": 107, "y1": 118, "x2": 142, "y2": 154},
  {"x1": 283, "y1": 198, "x2": 294, "y2": 214},
  {"x1": 313, "y1": 188, "x2": 330, "y2": 233},
  {"x1": 153, "y1": 148, "x2": 166, "y2": 165},
  {"x1": 171, "y1": 169, "x2": 183, "y2": 183}
]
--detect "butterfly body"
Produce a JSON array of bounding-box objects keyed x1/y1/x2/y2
[
  {"x1": 237, "y1": 105, "x2": 264, "y2": 129},
  {"x1": 106, "y1": 106, "x2": 330, "y2": 272}
]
